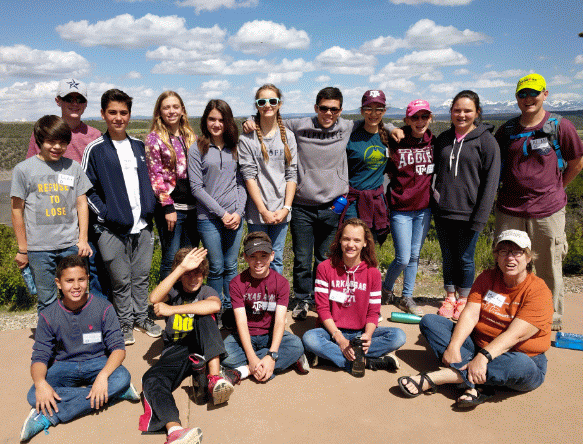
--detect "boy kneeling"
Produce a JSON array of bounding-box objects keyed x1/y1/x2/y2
[
  {"x1": 221, "y1": 232, "x2": 309, "y2": 382},
  {"x1": 140, "y1": 247, "x2": 235, "y2": 444},
  {"x1": 21, "y1": 255, "x2": 138, "y2": 442}
]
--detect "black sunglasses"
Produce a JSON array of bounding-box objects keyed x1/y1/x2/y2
[
  {"x1": 60, "y1": 95, "x2": 87, "y2": 104},
  {"x1": 316, "y1": 105, "x2": 341, "y2": 114},
  {"x1": 517, "y1": 90, "x2": 541, "y2": 99},
  {"x1": 256, "y1": 98, "x2": 280, "y2": 107}
]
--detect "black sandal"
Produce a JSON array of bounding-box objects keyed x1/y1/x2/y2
[
  {"x1": 398, "y1": 373, "x2": 437, "y2": 398},
  {"x1": 455, "y1": 387, "x2": 494, "y2": 408}
]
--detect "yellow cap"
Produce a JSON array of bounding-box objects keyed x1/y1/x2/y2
[{"x1": 516, "y1": 73, "x2": 546, "y2": 93}]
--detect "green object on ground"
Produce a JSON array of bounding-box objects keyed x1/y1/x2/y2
[{"x1": 390, "y1": 312, "x2": 422, "y2": 324}]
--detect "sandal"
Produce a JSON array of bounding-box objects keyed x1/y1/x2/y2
[
  {"x1": 398, "y1": 373, "x2": 437, "y2": 398},
  {"x1": 456, "y1": 387, "x2": 494, "y2": 408}
]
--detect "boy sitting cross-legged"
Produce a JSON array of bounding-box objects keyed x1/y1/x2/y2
[
  {"x1": 20, "y1": 255, "x2": 138, "y2": 442},
  {"x1": 139, "y1": 247, "x2": 236, "y2": 444},
  {"x1": 221, "y1": 232, "x2": 309, "y2": 382}
]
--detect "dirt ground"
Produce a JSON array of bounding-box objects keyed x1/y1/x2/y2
[{"x1": 2, "y1": 295, "x2": 582, "y2": 444}]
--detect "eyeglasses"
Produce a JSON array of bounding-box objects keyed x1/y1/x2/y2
[
  {"x1": 316, "y1": 105, "x2": 341, "y2": 114},
  {"x1": 361, "y1": 107, "x2": 386, "y2": 114},
  {"x1": 496, "y1": 249, "x2": 525, "y2": 258},
  {"x1": 409, "y1": 114, "x2": 431, "y2": 121},
  {"x1": 516, "y1": 90, "x2": 542, "y2": 99},
  {"x1": 256, "y1": 98, "x2": 280, "y2": 107},
  {"x1": 60, "y1": 95, "x2": 87, "y2": 104}
]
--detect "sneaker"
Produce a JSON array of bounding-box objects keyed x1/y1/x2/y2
[
  {"x1": 397, "y1": 297, "x2": 424, "y2": 317},
  {"x1": 552, "y1": 318, "x2": 563, "y2": 331},
  {"x1": 165, "y1": 427, "x2": 203, "y2": 444},
  {"x1": 219, "y1": 366, "x2": 242, "y2": 385},
  {"x1": 119, "y1": 383, "x2": 141, "y2": 402},
  {"x1": 452, "y1": 298, "x2": 467, "y2": 321},
  {"x1": 134, "y1": 318, "x2": 162, "y2": 337},
  {"x1": 207, "y1": 375, "x2": 234, "y2": 405},
  {"x1": 381, "y1": 287, "x2": 395, "y2": 305},
  {"x1": 305, "y1": 351, "x2": 319, "y2": 368},
  {"x1": 20, "y1": 408, "x2": 52, "y2": 441},
  {"x1": 294, "y1": 354, "x2": 310, "y2": 374},
  {"x1": 437, "y1": 295, "x2": 456, "y2": 319},
  {"x1": 378, "y1": 314, "x2": 383, "y2": 323},
  {"x1": 122, "y1": 324, "x2": 135, "y2": 345},
  {"x1": 366, "y1": 352, "x2": 400, "y2": 372},
  {"x1": 292, "y1": 301, "x2": 309, "y2": 321}
]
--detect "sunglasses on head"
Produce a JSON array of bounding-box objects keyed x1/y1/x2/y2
[
  {"x1": 256, "y1": 98, "x2": 280, "y2": 107},
  {"x1": 60, "y1": 95, "x2": 87, "y2": 104},
  {"x1": 316, "y1": 105, "x2": 341, "y2": 114},
  {"x1": 517, "y1": 90, "x2": 541, "y2": 99}
]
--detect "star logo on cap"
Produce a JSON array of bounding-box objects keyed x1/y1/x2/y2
[{"x1": 67, "y1": 79, "x2": 80, "y2": 90}]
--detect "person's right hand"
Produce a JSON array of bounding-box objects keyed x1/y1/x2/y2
[
  {"x1": 260, "y1": 209, "x2": 278, "y2": 225},
  {"x1": 338, "y1": 335, "x2": 355, "y2": 361},
  {"x1": 15, "y1": 252, "x2": 28, "y2": 269},
  {"x1": 442, "y1": 346, "x2": 462, "y2": 366},
  {"x1": 242, "y1": 120, "x2": 257, "y2": 134},
  {"x1": 35, "y1": 380, "x2": 61, "y2": 417},
  {"x1": 166, "y1": 211, "x2": 177, "y2": 232}
]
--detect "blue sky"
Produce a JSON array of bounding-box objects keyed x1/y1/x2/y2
[{"x1": 1, "y1": 0, "x2": 582, "y2": 121}]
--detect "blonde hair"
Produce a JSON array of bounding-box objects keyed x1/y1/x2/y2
[
  {"x1": 254, "y1": 84, "x2": 292, "y2": 165},
  {"x1": 149, "y1": 91, "x2": 196, "y2": 166}
]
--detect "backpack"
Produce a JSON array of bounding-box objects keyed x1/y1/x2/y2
[{"x1": 499, "y1": 113, "x2": 565, "y2": 172}]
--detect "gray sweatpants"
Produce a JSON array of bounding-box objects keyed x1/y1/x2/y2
[{"x1": 98, "y1": 226, "x2": 154, "y2": 327}]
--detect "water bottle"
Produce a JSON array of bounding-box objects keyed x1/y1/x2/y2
[
  {"x1": 390, "y1": 312, "x2": 422, "y2": 324},
  {"x1": 553, "y1": 332, "x2": 583, "y2": 351},
  {"x1": 21, "y1": 265, "x2": 37, "y2": 295},
  {"x1": 331, "y1": 196, "x2": 348, "y2": 214},
  {"x1": 349, "y1": 336, "x2": 365, "y2": 377}
]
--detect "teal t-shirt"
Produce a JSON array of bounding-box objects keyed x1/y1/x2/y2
[{"x1": 346, "y1": 127, "x2": 387, "y2": 190}]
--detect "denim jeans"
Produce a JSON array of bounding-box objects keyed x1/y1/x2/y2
[
  {"x1": 289, "y1": 203, "x2": 340, "y2": 304},
  {"x1": 434, "y1": 217, "x2": 480, "y2": 297},
  {"x1": 247, "y1": 222, "x2": 288, "y2": 275},
  {"x1": 88, "y1": 236, "x2": 109, "y2": 301},
  {"x1": 155, "y1": 207, "x2": 200, "y2": 281},
  {"x1": 27, "y1": 356, "x2": 131, "y2": 425},
  {"x1": 420, "y1": 314, "x2": 547, "y2": 391},
  {"x1": 302, "y1": 327, "x2": 406, "y2": 372},
  {"x1": 28, "y1": 245, "x2": 79, "y2": 312},
  {"x1": 197, "y1": 218, "x2": 244, "y2": 309},
  {"x1": 221, "y1": 331, "x2": 304, "y2": 377},
  {"x1": 383, "y1": 209, "x2": 431, "y2": 298}
]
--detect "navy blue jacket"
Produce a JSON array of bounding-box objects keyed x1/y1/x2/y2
[{"x1": 82, "y1": 132, "x2": 156, "y2": 235}]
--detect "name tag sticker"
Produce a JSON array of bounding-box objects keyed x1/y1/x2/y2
[
  {"x1": 484, "y1": 290, "x2": 505, "y2": 308},
  {"x1": 531, "y1": 138, "x2": 551, "y2": 152},
  {"x1": 122, "y1": 158, "x2": 137, "y2": 170},
  {"x1": 58, "y1": 174, "x2": 75, "y2": 187},
  {"x1": 329, "y1": 289, "x2": 348, "y2": 304},
  {"x1": 83, "y1": 332, "x2": 102, "y2": 344},
  {"x1": 426, "y1": 164, "x2": 434, "y2": 174}
]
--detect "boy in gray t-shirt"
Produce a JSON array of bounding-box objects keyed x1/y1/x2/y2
[{"x1": 11, "y1": 115, "x2": 92, "y2": 312}]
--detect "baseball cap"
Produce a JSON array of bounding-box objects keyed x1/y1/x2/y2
[
  {"x1": 494, "y1": 230, "x2": 531, "y2": 250},
  {"x1": 406, "y1": 99, "x2": 431, "y2": 117},
  {"x1": 361, "y1": 90, "x2": 386, "y2": 107},
  {"x1": 244, "y1": 236, "x2": 273, "y2": 256},
  {"x1": 516, "y1": 74, "x2": 546, "y2": 93},
  {"x1": 57, "y1": 78, "x2": 88, "y2": 100}
]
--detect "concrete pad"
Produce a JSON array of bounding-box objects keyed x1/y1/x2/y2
[{"x1": 2, "y1": 293, "x2": 582, "y2": 444}]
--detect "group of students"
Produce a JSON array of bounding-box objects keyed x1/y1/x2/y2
[{"x1": 12, "y1": 72, "x2": 583, "y2": 443}]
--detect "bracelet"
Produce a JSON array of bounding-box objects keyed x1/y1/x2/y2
[
  {"x1": 18, "y1": 251, "x2": 27, "y2": 255},
  {"x1": 283, "y1": 205, "x2": 292, "y2": 212},
  {"x1": 478, "y1": 348, "x2": 493, "y2": 362}
]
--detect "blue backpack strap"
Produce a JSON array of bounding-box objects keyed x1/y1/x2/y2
[{"x1": 542, "y1": 113, "x2": 564, "y2": 171}]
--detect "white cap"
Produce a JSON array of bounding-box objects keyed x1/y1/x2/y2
[
  {"x1": 56, "y1": 78, "x2": 88, "y2": 100},
  {"x1": 495, "y1": 230, "x2": 531, "y2": 250}
]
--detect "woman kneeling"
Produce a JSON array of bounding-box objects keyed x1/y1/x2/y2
[{"x1": 398, "y1": 230, "x2": 553, "y2": 408}]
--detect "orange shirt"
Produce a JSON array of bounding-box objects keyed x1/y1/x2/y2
[{"x1": 468, "y1": 268, "x2": 553, "y2": 356}]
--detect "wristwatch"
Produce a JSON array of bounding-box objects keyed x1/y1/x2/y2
[
  {"x1": 267, "y1": 351, "x2": 279, "y2": 361},
  {"x1": 478, "y1": 348, "x2": 493, "y2": 362},
  {"x1": 283, "y1": 205, "x2": 292, "y2": 212}
]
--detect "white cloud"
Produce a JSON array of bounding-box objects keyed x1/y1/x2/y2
[
  {"x1": 201, "y1": 80, "x2": 231, "y2": 91},
  {"x1": 552, "y1": 92, "x2": 582, "y2": 100},
  {"x1": 315, "y1": 46, "x2": 376, "y2": 75},
  {"x1": 378, "y1": 78, "x2": 416, "y2": 93},
  {"x1": 369, "y1": 62, "x2": 425, "y2": 82},
  {"x1": 405, "y1": 19, "x2": 489, "y2": 49},
  {"x1": 454, "y1": 68, "x2": 470, "y2": 75},
  {"x1": 256, "y1": 72, "x2": 304, "y2": 85},
  {"x1": 125, "y1": 71, "x2": 142, "y2": 79},
  {"x1": 575, "y1": 55, "x2": 583, "y2": 64},
  {"x1": 390, "y1": 0, "x2": 472, "y2": 5},
  {"x1": 428, "y1": 81, "x2": 465, "y2": 95},
  {"x1": 175, "y1": 0, "x2": 258, "y2": 14},
  {"x1": 360, "y1": 36, "x2": 406, "y2": 55},
  {"x1": 0, "y1": 45, "x2": 90, "y2": 79},
  {"x1": 478, "y1": 69, "x2": 524, "y2": 79},
  {"x1": 152, "y1": 59, "x2": 228, "y2": 75},
  {"x1": 549, "y1": 75, "x2": 572, "y2": 86},
  {"x1": 228, "y1": 21, "x2": 310, "y2": 55},
  {"x1": 57, "y1": 14, "x2": 226, "y2": 51},
  {"x1": 315, "y1": 75, "x2": 331, "y2": 83},
  {"x1": 474, "y1": 79, "x2": 511, "y2": 88},
  {"x1": 146, "y1": 46, "x2": 223, "y2": 61},
  {"x1": 397, "y1": 48, "x2": 468, "y2": 66},
  {"x1": 575, "y1": 70, "x2": 583, "y2": 80},
  {"x1": 419, "y1": 70, "x2": 443, "y2": 81}
]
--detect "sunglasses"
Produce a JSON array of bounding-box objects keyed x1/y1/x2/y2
[
  {"x1": 516, "y1": 90, "x2": 542, "y2": 99},
  {"x1": 256, "y1": 98, "x2": 280, "y2": 107},
  {"x1": 316, "y1": 105, "x2": 341, "y2": 114},
  {"x1": 409, "y1": 114, "x2": 431, "y2": 121},
  {"x1": 362, "y1": 107, "x2": 386, "y2": 114},
  {"x1": 60, "y1": 95, "x2": 87, "y2": 104}
]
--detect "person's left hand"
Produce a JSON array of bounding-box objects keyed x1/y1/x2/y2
[
  {"x1": 87, "y1": 373, "x2": 109, "y2": 409},
  {"x1": 360, "y1": 333, "x2": 372, "y2": 355},
  {"x1": 462, "y1": 354, "x2": 488, "y2": 385},
  {"x1": 253, "y1": 355, "x2": 276, "y2": 382},
  {"x1": 154, "y1": 302, "x2": 174, "y2": 317},
  {"x1": 272, "y1": 208, "x2": 289, "y2": 224},
  {"x1": 227, "y1": 213, "x2": 241, "y2": 230}
]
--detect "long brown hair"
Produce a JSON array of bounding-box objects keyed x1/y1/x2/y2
[
  {"x1": 329, "y1": 218, "x2": 378, "y2": 268},
  {"x1": 253, "y1": 84, "x2": 292, "y2": 165},
  {"x1": 197, "y1": 99, "x2": 239, "y2": 158}
]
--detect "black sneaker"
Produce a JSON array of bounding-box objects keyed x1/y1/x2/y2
[
  {"x1": 134, "y1": 318, "x2": 162, "y2": 338},
  {"x1": 366, "y1": 353, "x2": 400, "y2": 372},
  {"x1": 350, "y1": 337, "x2": 365, "y2": 378},
  {"x1": 122, "y1": 324, "x2": 135, "y2": 345},
  {"x1": 292, "y1": 301, "x2": 309, "y2": 321}
]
